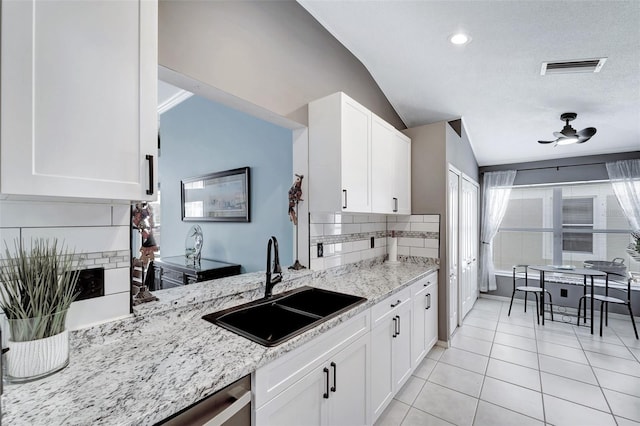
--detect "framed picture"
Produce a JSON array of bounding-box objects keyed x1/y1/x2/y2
[{"x1": 181, "y1": 167, "x2": 250, "y2": 222}]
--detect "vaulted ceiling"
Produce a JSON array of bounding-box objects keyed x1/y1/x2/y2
[{"x1": 298, "y1": 1, "x2": 640, "y2": 166}]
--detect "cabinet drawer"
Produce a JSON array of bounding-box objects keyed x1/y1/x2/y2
[
  {"x1": 254, "y1": 309, "x2": 369, "y2": 409},
  {"x1": 410, "y1": 272, "x2": 437, "y2": 297},
  {"x1": 371, "y1": 287, "x2": 411, "y2": 326}
]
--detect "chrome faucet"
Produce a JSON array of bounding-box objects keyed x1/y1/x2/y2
[{"x1": 265, "y1": 236, "x2": 282, "y2": 298}]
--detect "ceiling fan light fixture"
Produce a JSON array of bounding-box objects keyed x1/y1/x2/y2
[
  {"x1": 449, "y1": 33, "x2": 471, "y2": 45},
  {"x1": 556, "y1": 136, "x2": 579, "y2": 146}
]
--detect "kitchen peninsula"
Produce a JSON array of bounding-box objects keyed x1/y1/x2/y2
[{"x1": 3, "y1": 259, "x2": 438, "y2": 426}]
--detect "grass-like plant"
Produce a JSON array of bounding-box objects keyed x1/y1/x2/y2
[{"x1": 0, "y1": 239, "x2": 81, "y2": 341}]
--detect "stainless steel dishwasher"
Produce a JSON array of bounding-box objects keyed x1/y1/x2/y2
[{"x1": 159, "y1": 375, "x2": 251, "y2": 426}]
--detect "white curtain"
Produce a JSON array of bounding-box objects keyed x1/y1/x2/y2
[
  {"x1": 606, "y1": 159, "x2": 640, "y2": 230},
  {"x1": 478, "y1": 170, "x2": 516, "y2": 292}
]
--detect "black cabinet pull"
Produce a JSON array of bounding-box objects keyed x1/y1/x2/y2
[
  {"x1": 393, "y1": 197, "x2": 398, "y2": 212},
  {"x1": 323, "y1": 367, "x2": 330, "y2": 399},
  {"x1": 396, "y1": 315, "x2": 401, "y2": 336},
  {"x1": 145, "y1": 154, "x2": 154, "y2": 195},
  {"x1": 392, "y1": 317, "x2": 397, "y2": 338},
  {"x1": 390, "y1": 299, "x2": 402, "y2": 308},
  {"x1": 342, "y1": 189, "x2": 347, "y2": 209},
  {"x1": 330, "y1": 362, "x2": 337, "y2": 392}
]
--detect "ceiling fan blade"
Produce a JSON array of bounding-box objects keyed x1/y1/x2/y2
[
  {"x1": 538, "y1": 139, "x2": 557, "y2": 144},
  {"x1": 577, "y1": 127, "x2": 597, "y2": 138},
  {"x1": 576, "y1": 127, "x2": 597, "y2": 143},
  {"x1": 553, "y1": 131, "x2": 565, "y2": 138}
]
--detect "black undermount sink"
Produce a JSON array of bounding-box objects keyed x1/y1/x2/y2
[{"x1": 202, "y1": 287, "x2": 367, "y2": 347}]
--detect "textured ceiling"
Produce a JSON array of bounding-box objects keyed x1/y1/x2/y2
[{"x1": 298, "y1": 0, "x2": 640, "y2": 166}]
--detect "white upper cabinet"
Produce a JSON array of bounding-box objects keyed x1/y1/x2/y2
[
  {"x1": 393, "y1": 131, "x2": 411, "y2": 215},
  {"x1": 309, "y1": 92, "x2": 410, "y2": 214},
  {"x1": 372, "y1": 115, "x2": 411, "y2": 214},
  {"x1": 0, "y1": 0, "x2": 158, "y2": 201}
]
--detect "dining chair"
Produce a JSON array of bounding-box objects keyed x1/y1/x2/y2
[
  {"x1": 577, "y1": 274, "x2": 638, "y2": 339},
  {"x1": 508, "y1": 264, "x2": 554, "y2": 324}
]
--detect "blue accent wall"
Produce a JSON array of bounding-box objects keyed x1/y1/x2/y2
[{"x1": 160, "y1": 95, "x2": 293, "y2": 273}]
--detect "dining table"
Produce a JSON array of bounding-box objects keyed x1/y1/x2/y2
[{"x1": 528, "y1": 265, "x2": 608, "y2": 334}]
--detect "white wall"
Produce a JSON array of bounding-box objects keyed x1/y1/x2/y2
[{"x1": 0, "y1": 199, "x2": 132, "y2": 330}]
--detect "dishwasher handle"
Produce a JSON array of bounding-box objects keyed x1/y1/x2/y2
[{"x1": 203, "y1": 388, "x2": 251, "y2": 426}]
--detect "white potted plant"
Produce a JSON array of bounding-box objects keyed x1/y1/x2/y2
[{"x1": 0, "y1": 238, "x2": 81, "y2": 382}]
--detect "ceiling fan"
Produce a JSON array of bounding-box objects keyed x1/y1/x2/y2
[{"x1": 538, "y1": 112, "x2": 597, "y2": 146}]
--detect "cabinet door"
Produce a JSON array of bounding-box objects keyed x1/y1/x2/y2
[
  {"x1": 393, "y1": 302, "x2": 413, "y2": 390},
  {"x1": 340, "y1": 97, "x2": 371, "y2": 212},
  {"x1": 370, "y1": 318, "x2": 394, "y2": 421},
  {"x1": 0, "y1": 0, "x2": 157, "y2": 200},
  {"x1": 255, "y1": 366, "x2": 326, "y2": 426},
  {"x1": 371, "y1": 116, "x2": 395, "y2": 214},
  {"x1": 393, "y1": 132, "x2": 412, "y2": 215},
  {"x1": 411, "y1": 284, "x2": 429, "y2": 368},
  {"x1": 327, "y1": 334, "x2": 369, "y2": 426},
  {"x1": 425, "y1": 280, "x2": 439, "y2": 350}
]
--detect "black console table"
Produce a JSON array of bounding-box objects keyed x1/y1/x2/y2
[{"x1": 153, "y1": 256, "x2": 241, "y2": 290}]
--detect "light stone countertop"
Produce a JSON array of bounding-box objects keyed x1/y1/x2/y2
[{"x1": 2, "y1": 259, "x2": 437, "y2": 426}]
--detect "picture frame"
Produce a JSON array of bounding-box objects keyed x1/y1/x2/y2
[{"x1": 181, "y1": 167, "x2": 250, "y2": 222}]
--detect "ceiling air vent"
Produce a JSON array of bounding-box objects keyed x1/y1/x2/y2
[{"x1": 540, "y1": 58, "x2": 607, "y2": 75}]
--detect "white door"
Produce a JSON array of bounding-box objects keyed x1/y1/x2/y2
[
  {"x1": 340, "y1": 98, "x2": 371, "y2": 212},
  {"x1": 393, "y1": 132, "x2": 412, "y2": 215},
  {"x1": 447, "y1": 169, "x2": 460, "y2": 336},
  {"x1": 371, "y1": 116, "x2": 395, "y2": 214},
  {"x1": 1, "y1": 0, "x2": 157, "y2": 201},
  {"x1": 460, "y1": 176, "x2": 479, "y2": 318},
  {"x1": 326, "y1": 334, "x2": 369, "y2": 426},
  {"x1": 425, "y1": 279, "x2": 439, "y2": 350},
  {"x1": 370, "y1": 317, "x2": 394, "y2": 421},
  {"x1": 255, "y1": 365, "x2": 326, "y2": 426},
  {"x1": 393, "y1": 302, "x2": 413, "y2": 390},
  {"x1": 411, "y1": 283, "x2": 429, "y2": 367}
]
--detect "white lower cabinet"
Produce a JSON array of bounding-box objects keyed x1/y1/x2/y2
[
  {"x1": 254, "y1": 275, "x2": 438, "y2": 425},
  {"x1": 254, "y1": 310, "x2": 370, "y2": 426},
  {"x1": 411, "y1": 272, "x2": 438, "y2": 367},
  {"x1": 255, "y1": 333, "x2": 369, "y2": 426},
  {"x1": 370, "y1": 289, "x2": 412, "y2": 421}
]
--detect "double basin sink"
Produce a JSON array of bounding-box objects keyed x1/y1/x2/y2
[{"x1": 202, "y1": 286, "x2": 367, "y2": 347}]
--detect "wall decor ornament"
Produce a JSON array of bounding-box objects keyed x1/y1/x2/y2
[{"x1": 288, "y1": 173, "x2": 306, "y2": 270}]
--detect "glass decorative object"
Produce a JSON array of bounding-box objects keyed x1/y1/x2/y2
[{"x1": 185, "y1": 224, "x2": 203, "y2": 265}]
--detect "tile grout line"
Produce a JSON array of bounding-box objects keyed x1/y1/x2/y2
[
  {"x1": 571, "y1": 319, "x2": 619, "y2": 424},
  {"x1": 470, "y1": 300, "x2": 503, "y2": 426}
]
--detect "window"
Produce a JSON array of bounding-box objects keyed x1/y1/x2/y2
[
  {"x1": 562, "y1": 197, "x2": 593, "y2": 253},
  {"x1": 493, "y1": 181, "x2": 632, "y2": 271}
]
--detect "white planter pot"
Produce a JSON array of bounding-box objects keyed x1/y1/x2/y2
[{"x1": 6, "y1": 329, "x2": 69, "y2": 382}]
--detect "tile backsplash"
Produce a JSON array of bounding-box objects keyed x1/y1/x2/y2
[
  {"x1": 0, "y1": 199, "x2": 132, "y2": 330},
  {"x1": 309, "y1": 213, "x2": 440, "y2": 271}
]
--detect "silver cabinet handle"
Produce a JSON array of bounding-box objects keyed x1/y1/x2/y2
[
  {"x1": 390, "y1": 299, "x2": 402, "y2": 308},
  {"x1": 202, "y1": 388, "x2": 251, "y2": 426},
  {"x1": 426, "y1": 293, "x2": 432, "y2": 310},
  {"x1": 393, "y1": 197, "x2": 398, "y2": 212},
  {"x1": 342, "y1": 189, "x2": 347, "y2": 209}
]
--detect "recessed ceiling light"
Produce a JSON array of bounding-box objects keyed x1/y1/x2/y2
[{"x1": 449, "y1": 33, "x2": 471, "y2": 45}]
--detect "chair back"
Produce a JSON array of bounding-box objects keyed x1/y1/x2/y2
[{"x1": 512, "y1": 264, "x2": 529, "y2": 289}]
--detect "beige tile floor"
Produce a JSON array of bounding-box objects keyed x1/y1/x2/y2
[{"x1": 375, "y1": 297, "x2": 640, "y2": 426}]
